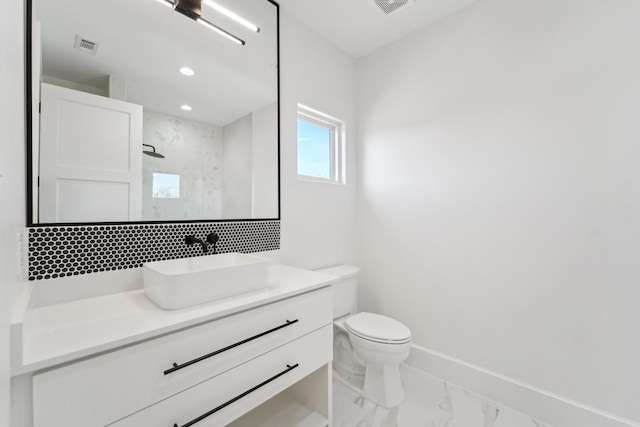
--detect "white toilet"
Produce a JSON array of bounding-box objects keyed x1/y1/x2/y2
[{"x1": 316, "y1": 265, "x2": 412, "y2": 408}]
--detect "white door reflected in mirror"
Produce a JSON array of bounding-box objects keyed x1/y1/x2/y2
[{"x1": 38, "y1": 84, "x2": 142, "y2": 223}]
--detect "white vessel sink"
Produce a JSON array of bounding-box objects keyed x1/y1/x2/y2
[{"x1": 143, "y1": 253, "x2": 269, "y2": 309}]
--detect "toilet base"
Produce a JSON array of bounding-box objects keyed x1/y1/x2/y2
[
  {"x1": 363, "y1": 362, "x2": 405, "y2": 408},
  {"x1": 333, "y1": 330, "x2": 365, "y2": 383}
]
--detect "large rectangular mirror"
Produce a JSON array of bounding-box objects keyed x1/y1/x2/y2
[{"x1": 26, "y1": 0, "x2": 279, "y2": 225}]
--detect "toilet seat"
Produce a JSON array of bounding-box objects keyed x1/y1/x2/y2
[{"x1": 344, "y1": 312, "x2": 411, "y2": 344}]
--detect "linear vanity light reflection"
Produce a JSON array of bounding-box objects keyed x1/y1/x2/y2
[
  {"x1": 202, "y1": 0, "x2": 260, "y2": 33},
  {"x1": 197, "y1": 18, "x2": 245, "y2": 45},
  {"x1": 153, "y1": 0, "x2": 173, "y2": 8},
  {"x1": 153, "y1": 0, "x2": 245, "y2": 45}
]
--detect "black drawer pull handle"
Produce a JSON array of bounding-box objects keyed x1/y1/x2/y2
[
  {"x1": 172, "y1": 363, "x2": 299, "y2": 427},
  {"x1": 164, "y1": 319, "x2": 299, "y2": 375}
]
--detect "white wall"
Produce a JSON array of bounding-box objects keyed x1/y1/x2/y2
[
  {"x1": 0, "y1": 0, "x2": 26, "y2": 424},
  {"x1": 278, "y1": 11, "x2": 358, "y2": 269},
  {"x1": 357, "y1": 0, "x2": 640, "y2": 424}
]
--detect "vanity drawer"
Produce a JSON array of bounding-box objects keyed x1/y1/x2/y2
[
  {"x1": 32, "y1": 287, "x2": 332, "y2": 427},
  {"x1": 110, "y1": 325, "x2": 332, "y2": 427}
]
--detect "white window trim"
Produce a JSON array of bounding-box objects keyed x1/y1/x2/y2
[{"x1": 297, "y1": 104, "x2": 345, "y2": 185}]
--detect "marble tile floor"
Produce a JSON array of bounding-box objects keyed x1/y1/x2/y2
[{"x1": 333, "y1": 365, "x2": 553, "y2": 427}]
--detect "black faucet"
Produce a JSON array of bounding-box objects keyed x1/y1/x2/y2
[
  {"x1": 185, "y1": 235, "x2": 207, "y2": 253},
  {"x1": 206, "y1": 232, "x2": 219, "y2": 254},
  {"x1": 185, "y1": 233, "x2": 220, "y2": 254}
]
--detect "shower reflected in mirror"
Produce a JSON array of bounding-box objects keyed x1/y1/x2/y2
[{"x1": 142, "y1": 144, "x2": 165, "y2": 159}]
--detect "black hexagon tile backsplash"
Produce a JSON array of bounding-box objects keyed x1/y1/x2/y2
[{"x1": 27, "y1": 221, "x2": 280, "y2": 281}]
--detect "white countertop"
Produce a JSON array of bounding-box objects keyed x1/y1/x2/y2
[{"x1": 11, "y1": 265, "x2": 336, "y2": 375}]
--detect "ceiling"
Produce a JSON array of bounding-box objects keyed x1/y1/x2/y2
[{"x1": 278, "y1": 0, "x2": 477, "y2": 58}]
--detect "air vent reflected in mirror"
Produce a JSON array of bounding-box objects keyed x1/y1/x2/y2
[{"x1": 74, "y1": 35, "x2": 99, "y2": 55}]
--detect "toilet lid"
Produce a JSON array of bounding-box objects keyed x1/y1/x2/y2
[{"x1": 345, "y1": 312, "x2": 411, "y2": 344}]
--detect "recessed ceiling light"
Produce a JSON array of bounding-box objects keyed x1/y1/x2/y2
[
  {"x1": 181, "y1": 105, "x2": 193, "y2": 111},
  {"x1": 179, "y1": 66, "x2": 195, "y2": 76}
]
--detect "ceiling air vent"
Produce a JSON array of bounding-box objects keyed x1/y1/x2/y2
[
  {"x1": 374, "y1": 0, "x2": 411, "y2": 15},
  {"x1": 74, "y1": 35, "x2": 99, "y2": 55}
]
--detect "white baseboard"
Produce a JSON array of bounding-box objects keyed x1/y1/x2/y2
[{"x1": 405, "y1": 344, "x2": 639, "y2": 427}]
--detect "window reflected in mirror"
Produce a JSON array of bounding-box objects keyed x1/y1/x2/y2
[{"x1": 152, "y1": 173, "x2": 181, "y2": 199}]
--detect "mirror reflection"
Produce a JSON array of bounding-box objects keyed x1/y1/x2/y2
[{"x1": 30, "y1": 0, "x2": 279, "y2": 224}]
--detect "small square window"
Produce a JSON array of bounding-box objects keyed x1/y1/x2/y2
[
  {"x1": 153, "y1": 172, "x2": 180, "y2": 199},
  {"x1": 297, "y1": 104, "x2": 344, "y2": 184}
]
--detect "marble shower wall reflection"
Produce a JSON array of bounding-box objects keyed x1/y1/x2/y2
[
  {"x1": 141, "y1": 103, "x2": 278, "y2": 221},
  {"x1": 333, "y1": 365, "x2": 553, "y2": 427},
  {"x1": 142, "y1": 110, "x2": 223, "y2": 220}
]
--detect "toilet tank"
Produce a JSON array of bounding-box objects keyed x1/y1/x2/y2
[{"x1": 315, "y1": 265, "x2": 360, "y2": 319}]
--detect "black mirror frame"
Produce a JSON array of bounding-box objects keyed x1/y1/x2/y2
[{"x1": 24, "y1": 0, "x2": 281, "y2": 228}]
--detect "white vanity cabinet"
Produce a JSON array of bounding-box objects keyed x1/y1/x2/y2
[
  {"x1": 110, "y1": 327, "x2": 331, "y2": 427},
  {"x1": 30, "y1": 286, "x2": 333, "y2": 427}
]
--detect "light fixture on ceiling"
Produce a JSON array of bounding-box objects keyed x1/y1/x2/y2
[
  {"x1": 174, "y1": 0, "x2": 201, "y2": 20},
  {"x1": 179, "y1": 66, "x2": 195, "y2": 76},
  {"x1": 202, "y1": 0, "x2": 260, "y2": 33},
  {"x1": 181, "y1": 104, "x2": 193, "y2": 111},
  {"x1": 154, "y1": 0, "x2": 246, "y2": 45}
]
